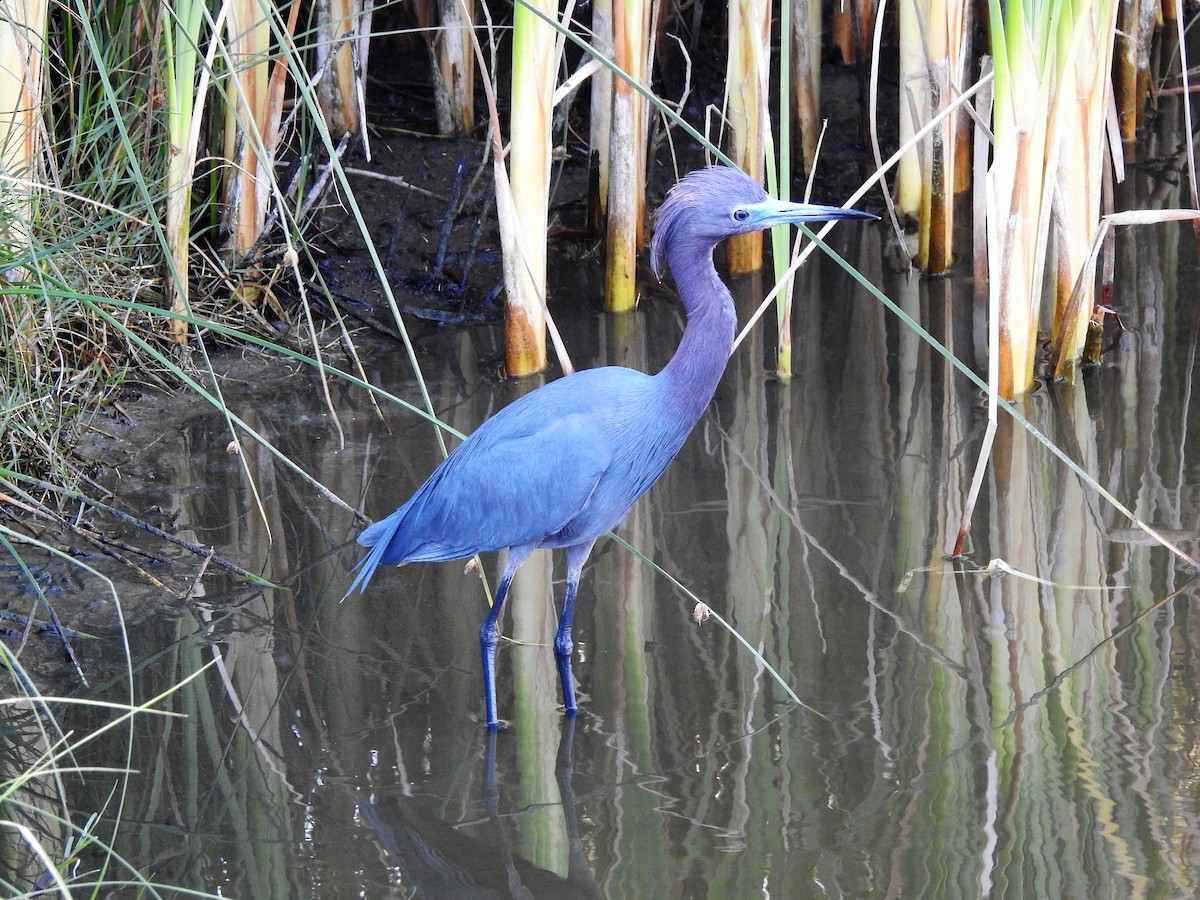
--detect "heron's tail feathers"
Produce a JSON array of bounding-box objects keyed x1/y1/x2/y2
[
  {"x1": 344, "y1": 538, "x2": 389, "y2": 598},
  {"x1": 343, "y1": 511, "x2": 404, "y2": 599}
]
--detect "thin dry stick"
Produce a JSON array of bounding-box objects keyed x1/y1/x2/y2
[
  {"x1": 1, "y1": 490, "x2": 168, "y2": 591},
  {"x1": 340, "y1": 167, "x2": 444, "y2": 200},
  {"x1": 801, "y1": 120, "x2": 828, "y2": 203},
  {"x1": 295, "y1": 254, "x2": 347, "y2": 450},
  {"x1": 554, "y1": 55, "x2": 601, "y2": 105},
  {"x1": 650, "y1": 34, "x2": 693, "y2": 177}
]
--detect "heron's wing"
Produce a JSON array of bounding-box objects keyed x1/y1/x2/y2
[{"x1": 385, "y1": 407, "x2": 617, "y2": 563}]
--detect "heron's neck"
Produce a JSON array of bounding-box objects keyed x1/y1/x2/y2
[{"x1": 656, "y1": 242, "x2": 736, "y2": 423}]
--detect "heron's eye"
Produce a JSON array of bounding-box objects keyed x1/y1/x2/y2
[{"x1": 732, "y1": 208, "x2": 751, "y2": 223}]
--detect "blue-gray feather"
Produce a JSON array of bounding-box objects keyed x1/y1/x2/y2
[{"x1": 346, "y1": 166, "x2": 875, "y2": 729}]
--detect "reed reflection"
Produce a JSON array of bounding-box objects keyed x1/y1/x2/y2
[{"x1": 48, "y1": 206, "x2": 1200, "y2": 896}]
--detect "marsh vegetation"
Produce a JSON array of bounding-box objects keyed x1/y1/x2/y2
[{"x1": 4, "y1": 2, "x2": 1200, "y2": 896}]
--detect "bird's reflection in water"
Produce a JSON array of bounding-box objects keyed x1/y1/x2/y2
[{"x1": 356, "y1": 719, "x2": 600, "y2": 898}]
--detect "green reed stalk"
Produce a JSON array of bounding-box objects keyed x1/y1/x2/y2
[
  {"x1": 896, "y1": 0, "x2": 922, "y2": 220},
  {"x1": 506, "y1": 0, "x2": 553, "y2": 369},
  {"x1": 988, "y1": 0, "x2": 1119, "y2": 395},
  {"x1": 771, "y1": 0, "x2": 795, "y2": 378},
  {"x1": 1049, "y1": 0, "x2": 1117, "y2": 379},
  {"x1": 986, "y1": 0, "x2": 1055, "y2": 399},
  {"x1": 163, "y1": 0, "x2": 205, "y2": 344}
]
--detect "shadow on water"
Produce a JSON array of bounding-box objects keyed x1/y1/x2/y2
[
  {"x1": 354, "y1": 723, "x2": 600, "y2": 898},
  {"x1": 14, "y1": 205, "x2": 1200, "y2": 896}
]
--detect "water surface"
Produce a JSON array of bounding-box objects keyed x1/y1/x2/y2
[{"x1": 18, "y1": 215, "x2": 1200, "y2": 898}]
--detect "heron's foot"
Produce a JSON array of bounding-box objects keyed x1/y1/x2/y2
[{"x1": 559, "y1": 674, "x2": 588, "y2": 720}]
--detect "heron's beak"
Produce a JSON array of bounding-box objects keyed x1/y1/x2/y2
[{"x1": 753, "y1": 200, "x2": 878, "y2": 228}]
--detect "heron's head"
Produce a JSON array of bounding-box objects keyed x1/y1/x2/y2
[{"x1": 649, "y1": 167, "x2": 876, "y2": 280}]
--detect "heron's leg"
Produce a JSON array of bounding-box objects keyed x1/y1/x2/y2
[
  {"x1": 480, "y1": 545, "x2": 534, "y2": 730},
  {"x1": 555, "y1": 540, "x2": 596, "y2": 718}
]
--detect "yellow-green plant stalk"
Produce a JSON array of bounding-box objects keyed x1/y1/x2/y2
[
  {"x1": 0, "y1": 0, "x2": 46, "y2": 359},
  {"x1": 790, "y1": 0, "x2": 822, "y2": 178},
  {"x1": 895, "y1": 0, "x2": 923, "y2": 220},
  {"x1": 316, "y1": 0, "x2": 373, "y2": 140},
  {"x1": 988, "y1": 0, "x2": 1119, "y2": 395},
  {"x1": 986, "y1": 0, "x2": 1055, "y2": 399},
  {"x1": 1050, "y1": 0, "x2": 1117, "y2": 378},
  {"x1": 222, "y1": 0, "x2": 272, "y2": 272},
  {"x1": 604, "y1": 0, "x2": 650, "y2": 312},
  {"x1": 772, "y1": 0, "x2": 796, "y2": 377},
  {"x1": 507, "y1": 0, "x2": 554, "y2": 371},
  {"x1": 468, "y1": 15, "x2": 573, "y2": 379},
  {"x1": 164, "y1": 0, "x2": 205, "y2": 344},
  {"x1": 724, "y1": 0, "x2": 770, "y2": 275}
]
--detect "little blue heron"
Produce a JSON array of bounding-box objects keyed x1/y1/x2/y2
[{"x1": 348, "y1": 166, "x2": 875, "y2": 730}]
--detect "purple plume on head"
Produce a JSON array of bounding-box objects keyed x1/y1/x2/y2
[{"x1": 650, "y1": 167, "x2": 767, "y2": 280}]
